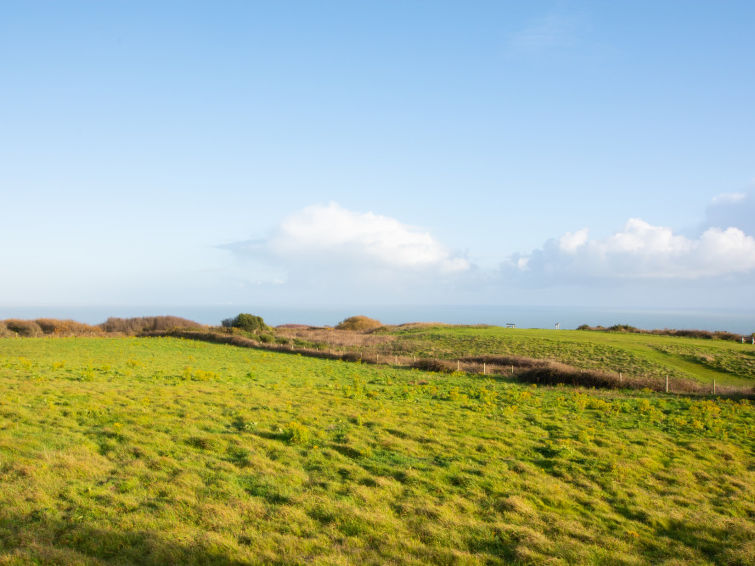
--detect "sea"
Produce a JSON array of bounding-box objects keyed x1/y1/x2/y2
[{"x1": 1, "y1": 305, "x2": 754, "y2": 334}]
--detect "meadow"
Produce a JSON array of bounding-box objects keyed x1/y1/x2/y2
[
  {"x1": 0, "y1": 337, "x2": 753, "y2": 565},
  {"x1": 279, "y1": 325, "x2": 755, "y2": 388}
]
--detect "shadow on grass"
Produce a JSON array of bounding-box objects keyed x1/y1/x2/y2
[
  {"x1": 0, "y1": 511, "x2": 249, "y2": 565},
  {"x1": 652, "y1": 517, "x2": 751, "y2": 564}
]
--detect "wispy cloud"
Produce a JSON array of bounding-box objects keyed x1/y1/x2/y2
[
  {"x1": 711, "y1": 192, "x2": 746, "y2": 204},
  {"x1": 508, "y1": 12, "x2": 581, "y2": 54}
]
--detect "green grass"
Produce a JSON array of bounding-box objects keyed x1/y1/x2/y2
[
  {"x1": 387, "y1": 327, "x2": 755, "y2": 386},
  {"x1": 0, "y1": 337, "x2": 753, "y2": 565}
]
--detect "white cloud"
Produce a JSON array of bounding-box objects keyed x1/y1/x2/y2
[
  {"x1": 559, "y1": 228, "x2": 589, "y2": 253},
  {"x1": 508, "y1": 218, "x2": 755, "y2": 281},
  {"x1": 268, "y1": 203, "x2": 469, "y2": 272},
  {"x1": 225, "y1": 202, "x2": 469, "y2": 280}
]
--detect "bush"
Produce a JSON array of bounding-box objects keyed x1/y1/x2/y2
[
  {"x1": 335, "y1": 315, "x2": 383, "y2": 332},
  {"x1": 34, "y1": 319, "x2": 102, "y2": 336},
  {"x1": 222, "y1": 313, "x2": 268, "y2": 333},
  {"x1": 411, "y1": 359, "x2": 455, "y2": 373},
  {"x1": 100, "y1": 316, "x2": 204, "y2": 335},
  {"x1": 4, "y1": 319, "x2": 43, "y2": 337}
]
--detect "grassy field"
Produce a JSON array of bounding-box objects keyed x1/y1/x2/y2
[
  {"x1": 278, "y1": 326, "x2": 755, "y2": 387},
  {"x1": 0, "y1": 337, "x2": 753, "y2": 565}
]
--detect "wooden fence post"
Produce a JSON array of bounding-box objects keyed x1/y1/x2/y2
[
  {"x1": 713, "y1": 379, "x2": 716, "y2": 395},
  {"x1": 483, "y1": 362, "x2": 486, "y2": 375},
  {"x1": 665, "y1": 375, "x2": 669, "y2": 393}
]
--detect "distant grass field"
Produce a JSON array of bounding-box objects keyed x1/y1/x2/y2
[
  {"x1": 382, "y1": 327, "x2": 755, "y2": 386},
  {"x1": 1, "y1": 337, "x2": 753, "y2": 565}
]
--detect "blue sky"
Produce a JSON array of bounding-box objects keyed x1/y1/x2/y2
[{"x1": 2, "y1": 1, "x2": 754, "y2": 309}]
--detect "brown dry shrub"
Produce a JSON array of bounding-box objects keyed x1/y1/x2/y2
[
  {"x1": 335, "y1": 316, "x2": 383, "y2": 332},
  {"x1": 411, "y1": 359, "x2": 456, "y2": 373},
  {"x1": 517, "y1": 364, "x2": 628, "y2": 389},
  {"x1": 34, "y1": 319, "x2": 103, "y2": 336},
  {"x1": 99, "y1": 316, "x2": 205, "y2": 335},
  {"x1": 0, "y1": 322, "x2": 12, "y2": 337},
  {"x1": 3, "y1": 319, "x2": 43, "y2": 337},
  {"x1": 462, "y1": 354, "x2": 549, "y2": 369}
]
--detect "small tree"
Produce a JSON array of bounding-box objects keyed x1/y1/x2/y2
[{"x1": 222, "y1": 313, "x2": 268, "y2": 333}]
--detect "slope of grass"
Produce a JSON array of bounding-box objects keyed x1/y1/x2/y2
[
  {"x1": 0, "y1": 337, "x2": 753, "y2": 565},
  {"x1": 387, "y1": 327, "x2": 755, "y2": 386}
]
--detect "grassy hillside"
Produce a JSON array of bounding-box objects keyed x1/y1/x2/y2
[
  {"x1": 0, "y1": 337, "x2": 753, "y2": 565},
  {"x1": 373, "y1": 326, "x2": 755, "y2": 386}
]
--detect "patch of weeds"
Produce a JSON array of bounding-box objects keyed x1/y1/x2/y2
[{"x1": 281, "y1": 421, "x2": 312, "y2": 444}]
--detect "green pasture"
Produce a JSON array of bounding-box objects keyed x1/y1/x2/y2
[
  {"x1": 388, "y1": 326, "x2": 755, "y2": 386},
  {"x1": 0, "y1": 337, "x2": 753, "y2": 565}
]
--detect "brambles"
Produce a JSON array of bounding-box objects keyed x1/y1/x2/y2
[{"x1": 99, "y1": 316, "x2": 204, "y2": 334}]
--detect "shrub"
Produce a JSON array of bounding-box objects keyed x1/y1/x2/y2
[
  {"x1": 34, "y1": 319, "x2": 102, "y2": 336},
  {"x1": 4, "y1": 319, "x2": 43, "y2": 337},
  {"x1": 222, "y1": 313, "x2": 268, "y2": 333},
  {"x1": 411, "y1": 359, "x2": 455, "y2": 373},
  {"x1": 335, "y1": 315, "x2": 383, "y2": 332},
  {"x1": 0, "y1": 322, "x2": 12, "y2": 337},
  {"x1": 99, "y1": 316, "x2": 204, "y2": 335}
]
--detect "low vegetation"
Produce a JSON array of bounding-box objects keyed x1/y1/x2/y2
[
  {"x1": 279, "y1": 324, "x2": 755, "y2": 388},
  {"x1": 0, "y1": 337, "x2": 753, "y2": 565},
  {"x1": 221, "y1": 313, "x2": 269, "y2": 333},
  {"x1": 335, "y1": 315, "x2": 384, "y2": 332},
  {"x1": 0, "y1": 316, "x2": 204, "y2": 337},
  {"x1": 577, "y1": 323, "x2": 753, "y2": 343},
  {"x1": 99, "y1": 316, "x2": 205, "y2": 334}
]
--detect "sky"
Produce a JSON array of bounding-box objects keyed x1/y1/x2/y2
[{"x1": 2, "y1": 1, "x2": 755, "y2": 311}]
